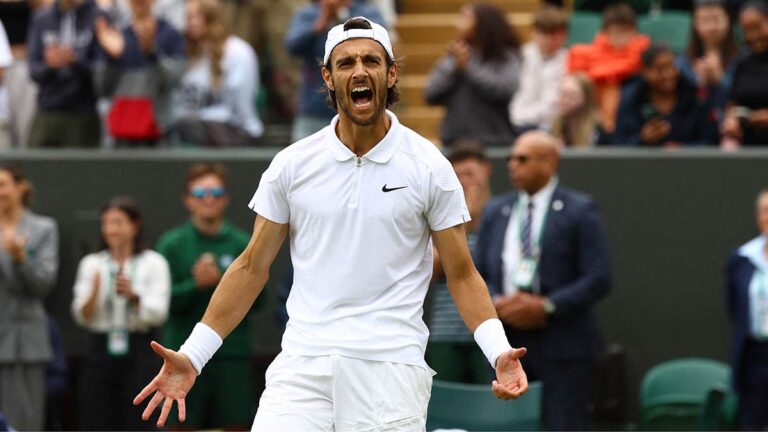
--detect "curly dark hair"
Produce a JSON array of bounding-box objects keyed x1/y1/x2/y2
[
  {"x1": 468, "y1": 3, "x2": 521, "y2": 61},
  {"x1": 323, "y1": 17, "x2": 400, "y2": 110}
]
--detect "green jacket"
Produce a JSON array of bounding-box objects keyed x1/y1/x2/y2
[{"x1": 157, "y1": 220, "x2": 256, "y2": 357}]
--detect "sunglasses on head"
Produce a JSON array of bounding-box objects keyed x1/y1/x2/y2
[{"x1": 189, "y1": 186, "x2": 226, "y2": 199}]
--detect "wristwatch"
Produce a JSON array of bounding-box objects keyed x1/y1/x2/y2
[{"x1": 542, "y1": 297, "x2": 556, "y2": 315}]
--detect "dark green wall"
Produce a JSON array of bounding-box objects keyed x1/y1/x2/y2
[{"x1": 3, "y1": 148, "x2": 767, "y2": 422}]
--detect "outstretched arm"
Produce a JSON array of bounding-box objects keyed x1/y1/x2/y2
[
  {"x1": 134, "y1": 216, "x2": 288, "y2": 427},
  {"x1": 432, "y1": 224, "x2": 528, "y2": 400}
]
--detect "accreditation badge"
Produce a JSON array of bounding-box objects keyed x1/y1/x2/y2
[
  {"x1": 107, "y1": 328, "x2": 130, "y2": 356},
  {"x1": 513, "y1": 258, "x2": 537, "y2": 290}
]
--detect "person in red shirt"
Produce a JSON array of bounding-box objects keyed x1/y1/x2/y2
[{"x1": 567, "y1": 2, "x2": 650, "y2": 133}]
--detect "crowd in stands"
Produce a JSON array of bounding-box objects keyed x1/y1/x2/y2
[
  {"x1": 1, "y1": 0, "x2": 768, "y2": 148},
  {"x1": 427, "y1": 0, "x2": 768, "y2": 149}
]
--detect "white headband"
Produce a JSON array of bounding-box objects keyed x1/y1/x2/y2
[{"x1": 323, "y1": 17, "x2": 394, "y2": 65}]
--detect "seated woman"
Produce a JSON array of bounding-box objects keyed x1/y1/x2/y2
[
  {"x1": 550, "y1": 73, "x2": 607, "y2": 148},
  {"x1": 424, "y1": 2, "x2": 520, "y2": 148},
  {"x1": 722, "y1": 1, "x2": 768, "y2": 148},
  {"x1": 94, "y1": 0, "x2": 185, "y2": 147},
  {"x1": 172, "y1": 0, "x2": 264, "y2": 147},
  {"x1": 71, "y1": 196, "x2": 170, "y2": 430},
  {"x1": 678, "y1": 0, "x2": 738, "y2": 112},
  {"x1": 613, "y1": 42, "x2": 720, "y2": 146}
]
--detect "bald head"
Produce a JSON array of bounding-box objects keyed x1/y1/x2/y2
[{"x1": 508, "y1": 131, "x2": 560, "y2": 194}]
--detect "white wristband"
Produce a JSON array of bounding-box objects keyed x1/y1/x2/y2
[
  {"x1": 473, "y1": 318, "x2": 513, "y2": 369},
  {"x1": 178, "y1": 322, "x2": 223, "y2": 375}
]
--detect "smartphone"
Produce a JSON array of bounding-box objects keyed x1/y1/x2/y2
[{"x1": 641, "y1": 104, "x2": 662, "y2": 122}]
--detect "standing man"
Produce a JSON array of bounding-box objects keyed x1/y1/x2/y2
[
  {"x1": 474, "y1": 130, "x2": 612, "y2": 431},
  {"x1": 135, "y1": 17, "x2": 528, "y2": 430},
  {"x1": 27, "y1": 0, "x2": 103, "y2": 148},
  {"x1": 155, "y1": 163, "x2": 255, "y2": 430},
  {"x1": 284, "y1": 0, "x2": 384, "y2": 142}
]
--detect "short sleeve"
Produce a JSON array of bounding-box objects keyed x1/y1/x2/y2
[
  {"x1": 426, "y1": 161, "x2": 471, "y2": 231},
  {"x1": 248, "y1": 154, "x2": 290, "y2": 224}
]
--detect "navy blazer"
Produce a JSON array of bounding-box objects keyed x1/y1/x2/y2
[
  {"x1": 726, "y1": 250, "x2": 760, "y2": 392},
  {"x1": 473, "y1": 186, "x2": 612, "y2": 360}
]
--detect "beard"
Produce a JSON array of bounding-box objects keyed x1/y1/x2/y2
[{"x1": 334, "y1": 77, "x2": 388, "y2": 127}]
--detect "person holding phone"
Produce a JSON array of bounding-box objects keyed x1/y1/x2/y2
[
  {"x1": 722, "y1": 1, "x2": 768, "y2": 148},
  {"x1": 613, "y1": 42, "x2": 720, "y2": 146}
]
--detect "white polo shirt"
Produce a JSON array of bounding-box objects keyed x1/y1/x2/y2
[{"x1": 249, "y1": 111, "x2": 470, "y2": 369}]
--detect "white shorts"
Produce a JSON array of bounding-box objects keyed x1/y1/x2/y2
[{"x1": 252, "y1": 353, "x2": 433, "y2": 432}]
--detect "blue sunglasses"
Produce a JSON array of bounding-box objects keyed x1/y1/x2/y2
[{"x1": 190, "y1": 186, "x2": 227, "y2": 199}]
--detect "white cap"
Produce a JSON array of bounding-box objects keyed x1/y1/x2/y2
[{"x1": 323, "y1": 17, "x2": 394, "y2": 65}]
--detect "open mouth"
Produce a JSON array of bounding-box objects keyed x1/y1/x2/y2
[{"x1": 351, "y1": 86, "x2": 373, "y2": 108}]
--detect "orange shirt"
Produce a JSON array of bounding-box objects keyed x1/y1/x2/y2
[{"x1": 567, "y1": 32, "x2": 651, "y2": 85}]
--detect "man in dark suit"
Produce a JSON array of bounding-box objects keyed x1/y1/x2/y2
[{"x1": 474, "y1": 131, "x2": 611, "y2": 430}]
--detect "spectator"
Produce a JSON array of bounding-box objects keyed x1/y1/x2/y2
[
  {"x1": 427, "y1": 142, "x2": 492, "y2": 384},
  {"x1": 722, "y1": 0, "x2": 768, "y2": 148},
  {"x1": 474, "y1": 131, "x2": 611, "y2": 430},
  {"x1": 614, "y1": 43, "x2": 721, "y2": 146},
  {"x1": 0, "y1": 0, "x2": 48, "y2": 149},
  {"x1": 725, "y1": 188, "x2": 768, "y2": 430},
  {"x1": 567, "y1": 2, "x2": 651, "y2": 133},
  {"x1": 680, "y1": 0, "x2": 738, "y2": 111},
  {"x1": 424, "y1": 2, "x2": 521, "y2": 148},
  {"x1": 284, "y1": 0, "x2": 385, "y2": 142},
  {"x1": 26, "y1": 0, "x2": 103, "y2": 148},
  {"x1": 172, "y1": 0, "x2": 263, "y2": 147},
  {"x1": 0, "y1": 21, "x2": 13, "y2": 149},
  {"x1": 156, "y1": 163, "x2": 255, "y2": 429},
  {"x1": 0, "y1": 164, "x2": 59, "y2": 431},
  {"x1": 71, "y1": 196, "x2": 170, "y2": 430},
  {"x1": 510, "y1": 5, "x2": 568, "y2": 133},
  {"x1": 93, "y1": 0, "x2": 184, "y2": 147},
  {"x1": 551, "y1": 73, "x2": 607, "y2": 147}
]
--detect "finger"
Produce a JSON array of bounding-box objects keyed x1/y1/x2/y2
[
  {"x1": 508, "y1": 347, "x2": 527, "y2": 360},
  {"x1": 511, "y1": 374, "x2": 529, "y2": 398},
  {"x1": 142, "y1": 390, "x2": 164, "y2": 420},
  {"x1": 150, "y1": 340, "x2": 171, "y2": 359},
  {"x1": 134, "y1": 378, "x2": 157, "y2": 405},
  {"x1": 178, "y1": 398, "x2": 186, "y2": 423},
  {"x1": 157, "y1": 396, "x2": 173, "y2": 428},
  {"x1": 492, "y1": 380, "x2": 518, "y2": 400}
]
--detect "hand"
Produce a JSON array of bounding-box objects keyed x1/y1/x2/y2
[
  {"x1": 492, "y1": 347, "x2": 528, "y2": 400},
  {"x1": 192, "y1": 254, "x2": 221, "y2": 289},
  {"x1": 133, "y1": 17, "x2": 157, "y2": 53},
  {"x1": 495, "y1": 292, "x2": 548, "y2": 330},
  {"x1": 640, "y1": 118, "x2": 671, "y2": 145},
  {"x1": 722, "y1": 115, "x2": 742, "y2": 140},
  {"x1": 694, "y1": 54, "x2": 723, "y2": 85},
  {"x1": 2, "y1": 230, "x2": 27, "y2": 263},
  {"x1": 749, "y1": 109, "x2": 768, "y2": 128},
  {"x1": 95, "y1": 17, "x2": 125, "y2": 58},
  {"x1": 450, "y1": 39, "x2": 471, "y2": 70},
  {"x1": 43, "y1": 44, "x2": 76, "y2": 68},
  {"x1": 314, "y1": 0, "x2": 342, "y2": 31},
  {"x1": 115, "y1": 272, "x2": 139, "y2": 304},
  {"x1": 134, "y1": 341, "x2": 197, "y2": 428}
]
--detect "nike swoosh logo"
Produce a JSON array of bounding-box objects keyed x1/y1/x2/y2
[{"x1": 382, "y1": 184, "x2": 408, "y2": 193}]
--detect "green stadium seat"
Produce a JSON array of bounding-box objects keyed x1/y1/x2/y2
[
  {"x1": 640, "y1": 358, "x2": 730, "y2": 430},
  {"x1": 426, "y1": 380, "x2": 542, "y2": 431},
  {"x1": 567, "y1": 11, "x2": 602, "y2": 46},
  {"x1": 638, "y1": 11, "x2": 692, "y2": 54},
  {"x1": 700, "y1": 384, "x2": 739, "y2": 431}
]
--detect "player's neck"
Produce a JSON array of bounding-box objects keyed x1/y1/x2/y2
[
  {"x1": 335, "y1": 113, "x2": 391, "y2": 157},
  {"x1": 192, "y1": 216, "x2": 223, "y2": 237}
]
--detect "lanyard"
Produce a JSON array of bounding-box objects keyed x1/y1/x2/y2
[{"x1": 753, "y1": 269, "x2": 768, "y2": 339}]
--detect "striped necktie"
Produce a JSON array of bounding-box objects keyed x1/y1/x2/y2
[{"x1": 521, "y1": 201, "x2": 534, "y2": 258}]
